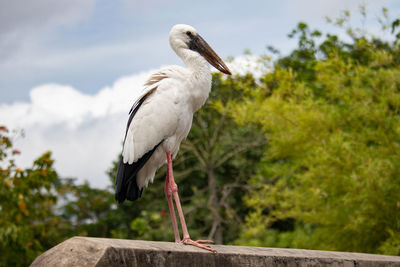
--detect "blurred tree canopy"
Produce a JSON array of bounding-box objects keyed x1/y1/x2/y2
[
  {"x1": 228, "y1": 9, "x2": 400, "y2": 255},
  {"x1": 0, "y1": 128, "x2": 63, "y2": 266},
  {"x1": 1, "y1": 7, "x2": 400, "y2": 267}
]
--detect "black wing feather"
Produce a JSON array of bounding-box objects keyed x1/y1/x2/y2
[
  {"x1": 115, "y1": 89, "x2": 160, "y2": 203},
  {"x1": 115, "y1": 142, "x2": 162, "y2": 203}
]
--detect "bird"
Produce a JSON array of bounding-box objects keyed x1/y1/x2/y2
[{"x1": 115, "y1": 24, "x2": 231, "y2": 252}]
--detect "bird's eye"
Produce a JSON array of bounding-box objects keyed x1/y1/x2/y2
[{"x1": 186, "y1": 31, "x2": 192, "y2": 36}]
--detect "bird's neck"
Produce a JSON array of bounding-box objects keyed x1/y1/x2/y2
[
  {"x1": 179, "y1": 50, "x2": 212, "y2": 112},
  {"x1": 179, "y1": 49, "x2": 211, "y2": 76}
]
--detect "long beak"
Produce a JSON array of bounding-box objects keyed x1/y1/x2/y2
[{"x1": 190, "y1": 34, "x2": 232, "y2": 75}]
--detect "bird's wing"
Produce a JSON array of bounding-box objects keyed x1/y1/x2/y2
[
  {"x1": 125, "y1": 71, "x2": 169, "y2": 137},
  {"x1": 122, "y1": 70, "x2": 178, "y2": 164},
  {"x1": 116, "y1": 68, "x2": 181, "y2": 202}
]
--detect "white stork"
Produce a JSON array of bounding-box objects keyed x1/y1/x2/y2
[{"x1": 115, "y1": 24, "x2": 231, "y2": 252}]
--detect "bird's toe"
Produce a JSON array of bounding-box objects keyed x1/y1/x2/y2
[{"x1": 181, "y1": 238, "x2": 216, "y2": 252}]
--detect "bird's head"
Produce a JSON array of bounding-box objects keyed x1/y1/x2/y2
[{"x1": 169, "y1": 24, "x2": 232, "y2": 75}]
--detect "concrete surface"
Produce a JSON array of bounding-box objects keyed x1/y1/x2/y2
[{"x1": 30, "y1": 237, "x2": 400, "y2": 267}]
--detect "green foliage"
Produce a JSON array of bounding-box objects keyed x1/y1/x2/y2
[
  {"x1": 59, "y1": 179, "x2": 116, "y2": 237},
  {"x1": 227, "y1": 14, "x2": 400, "y2": 255},
  {"x1": 0, "y1": 127, "x2": 62, "y2": 266}
]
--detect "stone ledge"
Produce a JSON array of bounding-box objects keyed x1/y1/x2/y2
[{"x1": 30, "y1": 236, "x2": 400, "y2": 267}]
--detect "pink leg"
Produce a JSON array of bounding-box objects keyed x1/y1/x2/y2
[
  {"x1": 166, "y1": 152, "x2": 215, "y2": 252},
  {"x1": 164, "y1": 167, "x2": 180, "y2": 242}
]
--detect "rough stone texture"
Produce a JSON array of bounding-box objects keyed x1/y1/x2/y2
[{"x1": 30, "y1": 237, "x2": 400, "y2": 267}]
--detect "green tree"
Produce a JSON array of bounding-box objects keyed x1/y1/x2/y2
[
  {"x1": 0, "y1": 127, "x2": 63, "y2": 266},
  {"x1": 59, "y1": 179, "x2": 117, "y2": 238},
  {"x1": 227, "y1": 13, "x2": 400, "y2": 255}
]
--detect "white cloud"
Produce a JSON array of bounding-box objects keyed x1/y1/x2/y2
[
  {"x1": 0, "y1": 69, "x2": 156, "y2": 188},
  {"x1": 227, "y1": 55, "x2": 271, "y2": 78}
]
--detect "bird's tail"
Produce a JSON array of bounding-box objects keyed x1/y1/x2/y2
[
  {"x1": 115, "y1": 157, "x2": 143, "y2": 203},
  {"x1": 115, "y1": 141, "x2": 163, "y2": 203}
]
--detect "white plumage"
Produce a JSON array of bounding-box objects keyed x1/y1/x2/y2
[
  {"x1": 115, "y1": 24, "x2": 231, "y2": 251},
  {"x1": 124, "y1": 64, "x2": 210, "y2": 188}
]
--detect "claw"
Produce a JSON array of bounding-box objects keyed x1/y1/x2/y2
[
  {"x1": 181, "y1": 238, "x2": 216, "y2": 252},
  {"x1": 195, "y1": 239, "x2": 214, "y2": 244}
]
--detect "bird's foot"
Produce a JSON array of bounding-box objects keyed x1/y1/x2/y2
[{"x1": 181, "y1": 238, "x2": 216, "y2": 252}]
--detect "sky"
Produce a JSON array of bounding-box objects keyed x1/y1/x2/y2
[{"x1": 0, "y1": 0, "x2": 399, "y2": 188}]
